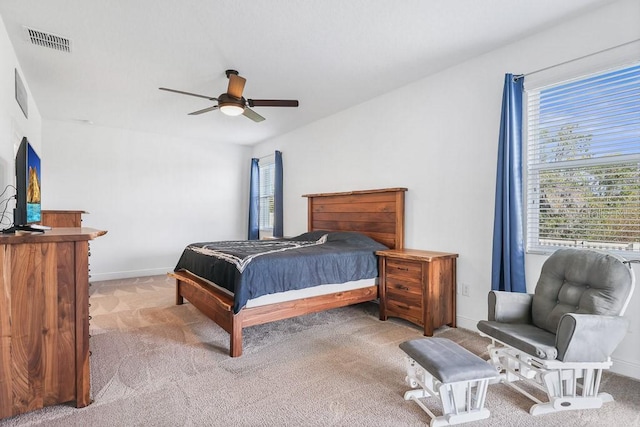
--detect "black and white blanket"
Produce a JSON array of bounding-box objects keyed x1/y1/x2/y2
[{"x1": 174, "y1": 231, "x2": 388, "y2": 313}]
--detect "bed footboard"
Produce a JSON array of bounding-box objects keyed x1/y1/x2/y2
[{"x1": 169, "y1": 271, "x2": 244, "y2": 356}]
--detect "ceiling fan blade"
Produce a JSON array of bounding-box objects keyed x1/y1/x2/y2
[
  {"x1": 242, "y1": 107, "x2": 266, "y2": 122},
  {"x1": 188, "y1": 105, "x2": 219, "y2": 115},
  {"x1": 227, "y1": 74, "x2": 246, "y2": 99},
  {"x1": 247, "y1": 99, "x2": 299, "y2": 107},
  {"x1": 159, "y1": 87, "x2": 217, "y2": 100}
]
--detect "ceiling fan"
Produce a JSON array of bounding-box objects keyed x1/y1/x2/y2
[{"x1": 159, "y1": 70, "x2": 299, "y2": 122}]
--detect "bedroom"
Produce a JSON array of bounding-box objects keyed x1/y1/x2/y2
[{"x1": 0, "y1": 0, "x2": 639, "y2": 424}]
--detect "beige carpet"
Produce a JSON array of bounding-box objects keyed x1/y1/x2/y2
[{"x1": 1, "y1": 275, "x2": 639, "y2": 426}]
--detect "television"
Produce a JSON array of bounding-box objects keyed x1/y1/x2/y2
[{"x1": 2, "y1": 137, "x2": 44, "y2": 233}]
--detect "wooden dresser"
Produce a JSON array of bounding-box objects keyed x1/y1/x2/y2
[
  {"x1": 0, "y1": 228, "x2": 106, "y2": 419},
  {"x1": 377, "y1": 248, "x2": 458, "y2": 336}
]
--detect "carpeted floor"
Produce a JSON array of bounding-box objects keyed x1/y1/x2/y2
[{"x1": 1, "y1": 275, "x2": 638, "y2": 426}]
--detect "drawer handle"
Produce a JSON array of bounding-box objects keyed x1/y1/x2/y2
[
  {"x1": 397, "y1": 267, "x2": 409, "y2": 271},
  {"x1": 396, "y1": 285, "x2": 410, "y2": 291}
]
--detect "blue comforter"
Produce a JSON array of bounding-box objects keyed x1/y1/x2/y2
[{"x1": 174, "y1": 231, "x2": 388, "y2": 313}]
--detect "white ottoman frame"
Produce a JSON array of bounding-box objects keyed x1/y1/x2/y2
[{"x1": 400, "y1": 338, "x2": 497, "y2": 427}]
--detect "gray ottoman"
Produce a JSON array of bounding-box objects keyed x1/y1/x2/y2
[{"x1": 399, "y1": 338, "x2": 497, "y2": 426}]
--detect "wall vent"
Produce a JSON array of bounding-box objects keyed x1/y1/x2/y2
[{"x1": 24, "y1": 27, "x2": 71, "y2": 53}]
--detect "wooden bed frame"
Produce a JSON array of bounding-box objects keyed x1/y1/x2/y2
[{"x1": 169, "y1": 187, "x2": 407, "y2": 357}]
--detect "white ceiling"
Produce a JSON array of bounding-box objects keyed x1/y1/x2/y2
[{"x1": 0, "y1": 0, "x2": 616, "y2": 146}]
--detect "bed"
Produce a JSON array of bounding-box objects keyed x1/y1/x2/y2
[{"x1": 169, "y1": 187, "x2": 407, "y2": 357}]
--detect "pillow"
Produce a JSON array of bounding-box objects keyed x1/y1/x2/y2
[
  {"x1": 288, "y1": 230, "x2": 330, "y2": 242},
  {"x1": 289, "y1": 230, "x2": 389, "y2": 250}
]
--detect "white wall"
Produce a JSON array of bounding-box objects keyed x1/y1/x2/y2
[
  {"x1": 253, "y1": 0, "x2": 640, "y2": 379},
  {"x1": 42, "y1": 120, "x2": 250, "y2": 280},
  {"x1": 0, "y1": 16, "x2": 41, "y2": 222}
]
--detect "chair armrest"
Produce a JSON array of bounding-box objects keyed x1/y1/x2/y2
[
  {"x1": 556, "y1": 313, "x2": 629, "y2": 362},
  {"x1": 488, "y1": 291, "x2": 533, "y2": 323}
]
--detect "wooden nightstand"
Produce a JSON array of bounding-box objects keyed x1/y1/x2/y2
[{"x1": 376, "y1": 248, "x2": 458, "y2": 336}]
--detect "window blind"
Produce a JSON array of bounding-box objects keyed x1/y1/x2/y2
[
  {"x1": 258, "y1": 159, "x2": 275, "y2": 230},
  {"x1": 525, "y1": 63, "x2": 640, "y2": 255}
]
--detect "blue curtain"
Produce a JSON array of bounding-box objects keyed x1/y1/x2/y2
[
  {"x1": 491, "y1": 74, "x2": 526, "y2": 293},
  {"x1": 248, "y1": 158, "x2": 260, "y2": 240},
  {"x1": 273, "y1": 151, "x2": 284, "y2": 238}
]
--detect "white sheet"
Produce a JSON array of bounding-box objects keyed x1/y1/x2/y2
[
  {"x1": 195, "y1": 276, "x2": 378, "y2": 308},
  {"x1": 245, "y1": 278, "x2": 377, "y2": 308}
]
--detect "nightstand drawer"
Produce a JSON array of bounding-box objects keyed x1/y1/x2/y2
[
  {"x1": 386, "y1": 288, "x2": 422, "y2": 311},
  {"x1": 386, "y1": 277, "x2": 422, "y2": 297},
  {"x1": 386, "y1": 259, "x2": 422, "y2": 282},
  {"x1": 386, "y1": 300, "x2": 423, "y2": 326}
]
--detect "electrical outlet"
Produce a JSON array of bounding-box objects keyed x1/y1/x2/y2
[{"x1": 461, "y1": 283, "x2": 470, "y2": 297}]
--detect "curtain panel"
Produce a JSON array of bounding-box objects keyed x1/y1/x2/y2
[
  {"x1": 273, "y1": 150, "x2": 284, "y2": 238},
  {"x1": 491, "y1": 74, "x2": 527, "y2": 293}
]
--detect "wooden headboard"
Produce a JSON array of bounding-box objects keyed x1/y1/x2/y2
[{"x1": 302, "y1": 188, "x2": 407, "y2": 250}]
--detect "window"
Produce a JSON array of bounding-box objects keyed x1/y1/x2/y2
[
  {"x1": 258, "y1": 159, "x2": 275, "y2": 231},
  {"x1": 526, "y1": 63, "x2": 640, "y2": 256}
]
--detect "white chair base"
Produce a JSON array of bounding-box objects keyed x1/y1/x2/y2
[
  {"x1": 486, "y1": 337, "x2": 615, "y2": 415},
  {"x1": 529, "y1": 393, "x2": 612, "y2": 416}
]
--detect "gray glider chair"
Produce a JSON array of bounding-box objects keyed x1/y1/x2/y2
[{"x1": 477, "y1": 248, "x2": 635, "y2": 415}]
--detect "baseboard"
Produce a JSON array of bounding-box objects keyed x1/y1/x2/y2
[
  {"x1": 456, "y1": 315, "x2": 479, "y2": 332},
  {"x1": 610, "y1": 356, "x2": 640, "y2": 380},
  {"x1": 90, "y1": 267, "x2": 172, "y2": 282}
]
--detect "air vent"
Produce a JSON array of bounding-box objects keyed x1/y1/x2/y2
[{"x1": 24, "y1": 27, "x2": 71, "y2": 53}]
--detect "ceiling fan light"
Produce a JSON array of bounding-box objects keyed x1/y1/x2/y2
[{"x1": 219, "y1": 103, "x2": 245, "y2": 116}]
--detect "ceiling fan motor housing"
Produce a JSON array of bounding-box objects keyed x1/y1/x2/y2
[
  {"x1": 218, "y1": 93, "x2": 246, "y2": 116},
  {"x1": 218, "y1": 93, "x2": 245, "y2": 107}
]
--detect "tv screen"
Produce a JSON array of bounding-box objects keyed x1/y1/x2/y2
[
  {"x1": 25, "y1": 142, "x2": 42, "y2": 223},
  {"x1": 11, "y1": 137, "x2": 41, "y2": 229}
]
